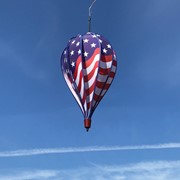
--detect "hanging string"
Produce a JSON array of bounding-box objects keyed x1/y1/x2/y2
[{"x1": 88, "y1": 0, "x2": 96, "y2": 32}]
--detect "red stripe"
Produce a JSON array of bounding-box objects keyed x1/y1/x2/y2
[
  {"x1": 92, "y1": 59, "x2": 117, "y2": 108},
  {"x1": 87, "y1": 102, "x2": 91, "y2": 110},
  {"x1": 83, "y1": 47, "x2": 100, "y2": 112},
  {"x1": 83, "y1": 48, "x2": 100, "y2": 68},
  {"x1": 93, "y1": 93, "x2": 99, "y2": 101},
  {"x1": 96, "y1": 81, "x2": 104, "y2": 88},
  {"x1": 76, "y1": 71, "x2": 83, "y2": 92},
  {"x1": 103, "y1": 83, "x2": 110, "y2": 90},
  {"x1": 73, "y1": 56, "x2": 81, "y2": 79},
  {"x1": 94, "y1": 86, "x2": 109, "y2": 99},
  {"x1": 83, "y1": 61, "x2": 98, "y2": 82},
  {"x1": 82, "y1": 93, "x2": 86, "y2": 104},
  {"x1": 95, "y1": 71, "x2": 115, "y2": 88},
  {"x1": 95, "y1": 71, "x2": 115, "y2": 95},
  {"x1": 109, "y1": 72, "x2": 115, "y2": 78},
  {"x1": 85, "y1": 80, "x2": 97, "y2": 111},
  {"x1": 93, "y1": 93, "x2": 103, "y2": 102},
  {"x1": 112, "y1": 60, "x2": 117, "y2": 66},
  {"x1": 94, "y1": 82, "x2": 109, "y2": 95},
  {"x1": 68, "y1": 76, "x2": 73, "y2": 84},
  {"x1": 98, "y1": 67, "x2": 111, "y2": 75},
  {"x1": 101, "y1": 54, "x2": 113, "y2": 62},
  {"x1": 85, "y1": 80, "x2": 96, "y2": 95},
  {"x1": 95, "y1": 81, "x2": 111, "y2": 90}
]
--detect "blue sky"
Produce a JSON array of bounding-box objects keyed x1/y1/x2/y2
[{"x1": 0, "y1": 0, "x2": 180, "y2": 179}]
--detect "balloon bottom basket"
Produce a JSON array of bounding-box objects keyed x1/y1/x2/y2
[{"x1": 84, "y1": 118, "x2": 91, "y2": 132}]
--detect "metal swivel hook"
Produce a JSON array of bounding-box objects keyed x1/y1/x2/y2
[{"x1": 88, "y1": 0, "x2": 96, "y2": 32}]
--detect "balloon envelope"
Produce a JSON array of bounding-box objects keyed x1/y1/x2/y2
[{"x1": 61, "y1": 32, "x2": 117, "y2": 131}]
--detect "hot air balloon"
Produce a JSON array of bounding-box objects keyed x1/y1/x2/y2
[{"x1": 60, "y1": 0, "x2": 117, "y2": 131}]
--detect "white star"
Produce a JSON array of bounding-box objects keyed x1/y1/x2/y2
[
  {"x1": 97, "y1": 34, "x2": 100, "y2": 37},
  {"x1": 103, "y1": 48, "x2": 107, "y2": 54},
  {"x1": 71, "y1": 62, "x2": 75, "y2": 67},
  {"x1": 76, "y1": 42, "x2": 80, "y2": 47},
  {"x1": 84, "y1": 39, "x2": 89, "y2": 43},
  {"x1": 99, "y1": 39, "x2": 102, "y2": 43},
  {"x1": 92, "y1": 35, "x2": 96, "y2": 38},
  {"x1": 107, "y1": 44, "x2": 111, "y2": 49},
  {"x1": 84, "y1": 51, "x2": 88, "y2": 57},
  {"x1": 70, "y1": 50, "x2": 74, "y2": 56},
  {"x1": 64, "y1": 50, "x2": 67, "y2": 54},
  {"x1": 71, "y1": 40, "x2": 75, "y2": 44},
  {"x1": 91, "y1": 43, "x2": 96, "y2": 48},
  {"x1": 78, "y1": 49, "x2": 81, "y2": 55}
]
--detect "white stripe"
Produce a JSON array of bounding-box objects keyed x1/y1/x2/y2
[
  {"x1": 99, "y1": 60, "x2": 112, "y2": 69},
  {"x1": 0, "y1": 143, "x2": 180, "y2": 157},
  {"x1": 94, "y1": 87, "x2": 101, "y2": 95},
  {"x1": 75, "y1": 62, "x2": 82, "y2": 86},
  {"x1": 84, "y1": 68, "x2": 98, "y2": 89},
  {"x1": 83, "y1": 54, "x2": 100, "y2": 75},
  {"x1": 106, "y1": 77, "x2": 113, "y2": 84},
  {"x1": 111, "y1": 65, "x2": 116, "y2": 73},
  {"x1": 64, "y1": 74, "x2": 84, "y2": 113},
  {"x1": 100, "y1": 89, "x2": 107, "y2": 96},
  {"x1": 97, "y1": 74, "x2": 108, "y2": 82},
  {"x1": 84, "y1": 102, "x2": 87, "y2": 112},
  {"x1": 80, "y1": 77, "x2": 84, "y2": 98},
  {"x1": 86, "y1": 91, "x2": 94, "y2": 103},
  {"x1": 94, "y1": 87, "x2": 106, "y2": 96}
]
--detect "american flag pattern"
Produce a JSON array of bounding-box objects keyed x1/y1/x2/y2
[{"x1": 61, "y1": 32, "x2": 117, "y2": 120}]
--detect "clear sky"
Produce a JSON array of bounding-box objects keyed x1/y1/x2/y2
[{"x1": 0, "y1": 0, "x2": 180, "y2": 179}]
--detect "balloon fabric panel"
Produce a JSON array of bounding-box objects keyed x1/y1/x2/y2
[{"x1": 61, "y1": 32, "x2": 117, "y2": 131}]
